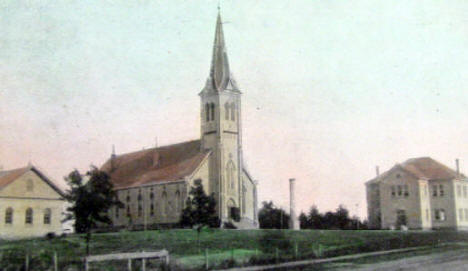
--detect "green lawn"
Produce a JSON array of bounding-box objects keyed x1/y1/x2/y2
[{"x1": 2, "y1": 229, "x2": 468, "y2": 270}]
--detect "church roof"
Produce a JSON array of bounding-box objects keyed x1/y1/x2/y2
[
  {"x1": 101, "y1": 140, "x2": 210, "y2": 190},
  {"x1": 366, "y1": 157, "x2": 464, "y2": 184},
  {"x1": 0, "y1": 165, "x2": 65, "y2": 196},
  {"x1": 204, "y1": 12, "x2": 239, "y2": 93}
]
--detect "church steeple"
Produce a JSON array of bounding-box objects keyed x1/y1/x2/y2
[{"x1": 210, "y1": 11, "x2": 231, "y2": 91}]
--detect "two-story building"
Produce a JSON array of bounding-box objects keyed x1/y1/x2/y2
[{"x1": 366, "y1": 157, "x2": 468, "y2": 230}]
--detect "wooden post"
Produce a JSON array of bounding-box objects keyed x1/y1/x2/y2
[
  {"x1": 25, "y1": 254, "x2": 29, "y2": 271},
  {"x1": 142, "y1": 258, "x2": 146, "y2": 271},
  {"x1": 294, "y1": 241, "x2": 298, "y2": 259},
  {"x1": 53, "y1": 251, "x2": 58, "y2": 271},
  {"x1": 127, "y1": 258, "x2": 132, "y2": 271},
  {"x1": 204, "y1": 248, "x2": 209, "y2": 270}
]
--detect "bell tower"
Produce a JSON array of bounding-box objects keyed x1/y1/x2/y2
[{"x1": 200, "y1": 11, "x2": 243, "y2": 223}]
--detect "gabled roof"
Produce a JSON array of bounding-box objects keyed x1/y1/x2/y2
[
  {"x1": 101, "y1": 140, "x2": 210, "y2": 190},
  {"x1": 0, "y1": 165, "x2": 65, "y2": 197},
  {"x1": 366, "y1": 157, "x2": 464, "y2": 185}
]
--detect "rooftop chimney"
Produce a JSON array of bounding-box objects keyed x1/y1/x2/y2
[
  {"x1": 456, "y1": 158, "x2": 460, "y2": 177},
  {"x1": 110, "y1": 145, "x2": 117, "y2": 172},
  {"x1": 376, "y1": 166, "x2": 380, "y2": 177}
]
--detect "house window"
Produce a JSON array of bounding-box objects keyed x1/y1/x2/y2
[
  {"x1": 391, "y1": 186, "x2": 396, "y2": 197},
  {"x1": 457, "y1": 185, "x2": 462, "y2": 197},
  {"x1": 432, "y1": 185, "x2": 438, "y2": 197},
  {"x1": 205, "y1": 103, "x2": 210, "y2": 121},
  {"x1": 26, "y1": 179, "x2": 34, "y2": 192},
  {"x1": 150, "y1": 203, "x2": 154, "y2": 216},
  {"x1": 435, "y1": 209, "x2": 446, "y2": 221},
  {"x1": 403, "y1": 185, "x2": 409, "y2": 197},
  {"x1": 25, "y1": 208, "x2": 33, "y2": 224},
  {"x1": 161, "y1": 192, "x2": 167, "y2": 215},
  {"x1": 5, "y1": 207, "x2": 13, "y2": 224},
  {"x1": 439, "y1": 185, "x2": 444, "y2": 197},
  {"x1": 397, "y1": 185, "x2": 402, "y2": 196},
  {"x1": 43, "y1": 208, "x2": 51, "y2": 224},
  {"x1": 138, "y1": 205, "x2": 142, "y2": 217},
  {"x1": 396, "y1": 209, "x2": 407, "y2": 227}
]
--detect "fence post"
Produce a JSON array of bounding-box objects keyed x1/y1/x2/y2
[
  {"x1": 85, "y1": 258, "x2": 89, "y2": 271},
  {"x1": 142, "y1": 258, "x2": 146, "y2": 271},
  {"x1": 53, "y1": 251, "x2": 58, "y2": 271},
  {"x1": 25, "y1": 253, "x2": 29, "y2": 271},
  {"x1": 205, "y1": 248, "x2": 209, "y2": 270},
  {"x1": 294, "y1": 241, "x2": 298, "y2": 259},
  {"x1": 127, "y1": 258, "x2": 132, "y2": 271}
]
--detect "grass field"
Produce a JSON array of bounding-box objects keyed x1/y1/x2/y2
[{"x1": 1, "y1": 229, "x2": 468, "y2": 270}]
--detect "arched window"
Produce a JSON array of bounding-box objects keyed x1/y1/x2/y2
[
  {"x1": 44, "y1": 208, "x2": 51, "y2": 224},
  {"x1": 161, "y1": 191, "x2": 167, "y2": 216},
  {"x1": 205, "y1": 103, "x2": 210, "y2": 121},
  {"x1": 210, "y1": 103, "x2": 215, "y2": 121},
  {"x1": 224, "y1": 102, "x2": 230, "y2": 120},
  {"x1": 26, "y1": 179, "x2": 34, "y2": 192},
  {"x1": 5, "y1": 207, "x2": 13, "y2": 224},
  {"x1": 226, "y1": 161, "x2": 236, "y2": 191},
  {"x1": 175, "y1": 190, "x2": 181, "y2": 212},
  {"x1": 230, "y1": 103, "x2": 235, "y2": 121},
  {"x1": 25, "y1": 208, "x2": 33, "y2": 224}
]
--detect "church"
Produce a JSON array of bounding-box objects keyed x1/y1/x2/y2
[{"x1": 101, "y1": 12, "x2": 259, "y2": 229}]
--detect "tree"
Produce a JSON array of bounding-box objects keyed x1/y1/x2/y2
[
  {"x1": 63, "y1": 167, "x2": 121, "y2": 255},
  {"x1": 258, "y1": 201, "x2": 290, "y2": 229},
  {"x1": 180, "y1": 180, "x2": 218, "y2": 250}
]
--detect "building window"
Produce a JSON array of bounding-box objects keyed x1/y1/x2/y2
[
  {"x1": 25, "y1": 208, "x2": 33, "y2": 224},
  {"x1": 150, "y1": 203, "x2": 154, "y2": 216},
  {"x1": 403, "y1": 185, "x2": 409, "y2": 197},
  {"x1": 230, "y1": 103, "x2": 235, "y2": 121},
  {"x1": 391, "y1": 186, "x2": 396, "y2": 197},
  {"x1": 432, "y1": 185, "x2": 438, "y2": 197},
  {"x1": 137, "y1": 190, "x2": 142, "y2": 217},
  {"x1": 150, "y1": 188, "x2": 154, "y2": 200},
  {"x1": 459, "y1": 209, "x2": 464, "y2": 221},
  {"x1": 396, "y1": 209, "x2": 407, "y2": 227},
  {"x1": 210, "y1": 103, "x2": 215, "y2": 121},
  {"x1": 227, "y1": 161, "x2": 235, "y2": 191},
  {"x1": 224, "y1": 102, "x2": 230, "y2": 120},
  {"x1": 5, "y1": 207, "x2": 13, "y2": 224},
  {"x1": 138, "y1": 205, "x2": 142, "y2": 217},
  {"x1": 205, "y1": 103, "x2": 210, "y2": 122},
  {"x1": 26, "y1": 179, "x2": 34, "y2": 192},
  {"x1": 439, "y1": 185, "x2": 444, "y2": 197},
  {"x1": 175, "y1": 190, "x2": 181, "y2": 212},
  {"x1": 43, "y1": 208, "x2": 51, "y2": 224},
  {"x1": 397, "y1": 185, "x2": 402, "y2": 196},
  {"x1": 435, "y1": 209, "x2": 446, "y2": 221},
  {"x1": 161, "y1": 191, "x2": 167, "y2": 215},
  {"x1": 126, "y1": 205, "x2": 131, "y2": 217}
]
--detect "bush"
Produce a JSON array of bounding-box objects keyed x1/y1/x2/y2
[{"x1": 45, "y1": 232, "x2": 56, "y2": 240}]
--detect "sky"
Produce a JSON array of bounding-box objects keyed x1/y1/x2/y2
[{"x1": 1, "y1": 0, "x2": 467, "y2": 219}]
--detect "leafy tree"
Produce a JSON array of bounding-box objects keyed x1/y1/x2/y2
[
  {"x1": 63, "y1": 167, "x2": 121, "y2": 255},
  {"x1": 180, "y1": 180, "x2": 218, "y2": 250},
  {"x1": 258, "y1": 201, "x2": 290, "y2": 229}
]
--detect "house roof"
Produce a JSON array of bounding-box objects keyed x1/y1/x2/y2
[
  {"x1": 0, "y1": 165, "x2": 65, "y2": 197},
  {"x1": 101, "y1": 140, "x2": 210, "y2": 190},
  {"x1": 366, "y1": 157, "x2": 464, "y2": 184}
]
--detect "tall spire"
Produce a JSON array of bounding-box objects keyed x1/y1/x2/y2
[{"x1": 210, "y1": 10, "x2": 231, "y2": 91}]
